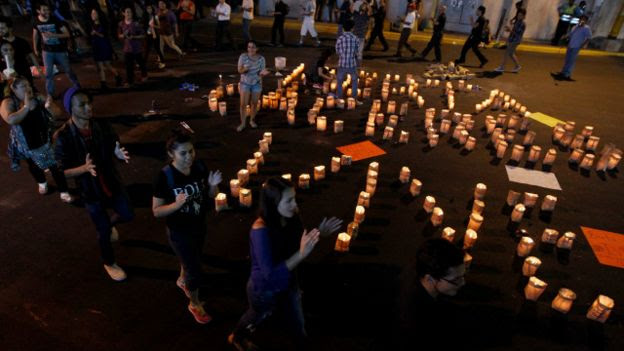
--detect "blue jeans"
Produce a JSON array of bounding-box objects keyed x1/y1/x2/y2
[
  {"x1": 233, "y1": 281, "x2": 306, "y2": 341},
  {"x1": 336, "y1": 66, "x2": 358, "y2": 99},
  {"x1": 167, "y1": 227, "x2": 206, "y2": 292},
  {"x1": 84, "y1": 192, "x2": 134, "y2": 265},
  {"x1": 561, "y1": 47, "x2": 580, "y2": 77},
  {"x1": 42, "y1": 51, "x2": 80, "y2": 96}
]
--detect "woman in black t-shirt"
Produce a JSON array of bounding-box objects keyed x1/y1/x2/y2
[
  {"x1": 152, "y1": 127, "x2": 222, "y2": 324},
  {"x1": 0, "y1": 76, "x2": 72, "y2": 202}
]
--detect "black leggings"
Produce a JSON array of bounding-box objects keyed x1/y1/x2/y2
[
  {"x1": 26, "y1": 158, "x2": 69, "y2": 192},
  {"x1": 144, "y1": 34, "x2": 165, "y2": 63},
  {"x1": 124, "y1": 52, "x2": 147, "y2": 85}
]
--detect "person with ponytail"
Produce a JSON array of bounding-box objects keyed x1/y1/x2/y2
[
  {"x1": 152, "y1": 127, "x2": 222, "y2": 324},
  {"x1": 228, "y1": 177, "x2": 342, "y2": 350}
]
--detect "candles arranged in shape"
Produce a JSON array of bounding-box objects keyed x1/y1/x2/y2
[
  {"x1": 474, "y1": 183, "x2": 487, "y2": 200},
  {"x1": 467, "y1": 213, "x2": 483, "y2": 232},
  {"x1": 556, "y1": 232, "x2": 576, "y2": 250},
  {"x1": 341, "y1": 155, "x2": 352, "y2": 166},
  {"x1": 259, "y1": 139, "x2": 269, "y2": 154},
  {"x1": 314, "y1": 166, "x2": 325, "y2": 181},
  {"x1": 331, "y1": 157, "x2": 341, "y2": 173},
  {"x1": 423, "y1": 196, "x2": 436, "y2": 213},
  {"x1": 239, "y1": 188, "x2": 252, "y2": 207},
  {"x1": 230, "y1": 179, "x2": 240, "y2": 197},
  {"x1": 552, "y1": 288, "x2": 577, "y2": 314},
  {"x1": 586, "y1": 295, "x2": 615, "y2": 323},
  {"x1": 541, "y1": 228, "x2": 559, "y2": 244},
  {"x1": 511, "y1": 204, "x2": 525, "y2": 222},
  {"x1": 383, "y1": 126, "x2": 394, "y2": 140},
  {"x1": 524, "y1": 277, "x2": 548, "y2": 301},
  {"x1": 365, "y1": 122, "x2": 375, "y2": 137},
  {"x1": 354, "y1": 205, "x2": 366, "y2": 223},
  {"x1": 399, "y1": 130, "x2": 409, "y2": 144},
  {"x1": 431, "y1": 207, "x2": 444, "y2": 226},
  {"x1": 215, "y1": 193, "x2": 228, "y2": 212},
  {"x1": 472, "y1": 200, "x2": 485, "y2": 215},
  {"x1": 442, "y1": 227, "x2": 456, "y2": 242},
  {"x1": 540, "y1": 195, "x2": 557, "y2": 211},
  {"x1": 522, "y1": 256, "x2": 541, "y2": 277},
  {"x1": 298, "y1": 174, "x2": 310, "y2": 189},
  {"x1": 463, "y1": 229, "x2": 478, "y2": 249},
  {"x1": 237, "y1": 169, "x2": 249, "y2": 186},
  {"x1": 523, "y1": 192, "x2": 539, "y2": 208},
  {"x1": 358, "y1": 191, "x2": 371, "y2": 208},
  {"x1": 506, "y1": 190, "x2": 521, "y2": 206},
  {"x1": 399, "y1": 167, "x2": 411, "y2": 183},
  {"x1": 409, "y1": 179, "x2": 422, "y2": 196},
  {"x1": 246, "y1": 159, "x2": 258, "y2": 174},
  {"x1": 316, "y1": 116, "x2": 327, "y2": 131}
]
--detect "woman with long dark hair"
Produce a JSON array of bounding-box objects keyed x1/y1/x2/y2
[
  {"x1": 143, "y1": 3, "x2": 166, "y2": 69},
  {"x1": 152, "y1": 127, "x2": 222, "y2": 324},
  {"x1": 88, "y1": 8, "x2": 122, "y2": 89},
  {"x1": 228, "y1": 177, "x2": 342, "y2": 350},
  {"x1": 0, "y1": 76, "x2": 72, "y2": 202}
]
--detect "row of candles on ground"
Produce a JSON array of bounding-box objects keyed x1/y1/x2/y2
[
  {"x1": 422, "y1": 108, "x2": 479, "y2": 149},
  {"x1": 214, "y1": 132, "x2": 274, "y2": 211},
  {"x1": 552, "y1": 122, "x2": 622, "y2": 171},
  {"x1": 472, "y1": 89, "x2": 531, "y2": 115},
  {"x1": 508, "y1": 190, "x2": 561, "y2": 223}
]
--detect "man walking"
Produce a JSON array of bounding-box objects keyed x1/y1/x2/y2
[
  {"x1": 364, "y1": 0, "x2": 388, "y2": 52},
  {"x1": 241, "y1": 0, "x2": 254, "y2": 42},
  {"x1": 335, "y1": 19, "x2": 360, "y2": 102},
  {"x1": 215, "y1": 0, "x2": 235, "y2": 50},
  {"x1": 551, "y1": 14, "x2": 592, "y2": 81},
  {"x1": 55, "y1": 88, "x2": 134, "y2": 282},
  {"x1": 454, "y1": 5, "x2": 488, "y2": 68},
  {"x1": 420, "y1": 5, "x2": 446, "y2": 62},
  {"x1": 32, "y1": 2, "x2": 81, "y2": 102},
  {"x1": 270, "y1": 0, "x2": 289, "y2": 46},
  {"x1": 394, "y1": 2, "x2": 418, "y2": 57},
  {"x1": 299, "y1": 0, "x2": 321, "y2": 47}
]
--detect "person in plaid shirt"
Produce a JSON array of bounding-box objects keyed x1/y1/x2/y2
[{"x1": 335, "y1": 19, "x2": 361, "y2": 103}]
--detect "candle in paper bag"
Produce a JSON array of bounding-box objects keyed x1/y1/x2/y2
[
  {"x1": 560, "y1": 131, "x2": 574, "y2": 147},
  {"x1": 347, "y1": 221, "x2": 359, "y2": 239},
  {"x1": 399, "y1": 130, "x2": 409, "y2": 144},
  {"x1": 552, "y1": 126, "x2": 565, "y2": 142},
  {"x1": 585, "y1": 136, "x2": 600, "y2": 151},
  {"x1": 209, "y1": 97, "x2": 218, "y2": 112},
  {"x1": 347, "y1": 97, "x2": 356, "y2": 110},
  {"x1": 313, "y1": 165, "x2": 325, "y2": 181},
  {"x1": 505, "y1": 129, "x2": 516, "y2": 143},
  {"x1": 463, "y1": 229, "x2": 478, "y2": 249},
  {"x1": 399, "y1": 102, "x2": 409, "y2": 116},
  {"x1": 542, "y1": 148, "x2": 557, "y2": 165},
  {"x1": 608, "y1": 153, "x2": 622, "y2": 169},
  {"x1": 259, "y1": 139, "x2": 269, "y2": 154},
  {"x1": 496, "y1": 141, "x2": 508, "y2": 158},
  {"x1": 387, "y1": 101, "x2": 396, "y2": 114},
  {"x1": 334, "y1": 120, "x2": 344, "y2": 133},
  {"x1": 459, "y1": 130, "x2": 469, "y2": 145},
  {"x1": 465, "y1": 136, "x2": 477, "y2": 151},
  {"x1": 510, "y1": 144, "x2": 524, "y2": 162},
  {"x1": 366, "y1": 178, "x2": 377, "y2": 195},
  {"x1": 464, "y1": 252, "x2": 473, "y2": 270},
  {"x1": 246, "y1": 159, "x2": 258, "y2": 174},
  {"x1": 417, "y1": 96, "x2": 425, "y2": 108},
  {"x1": 467, "y1": 213, "x2": 483, "y2": 232},
  {"x1": 375, "y1": 113, "x2": 385, "y2": 125},
  {"x1": 316, "y1": 116, "x2": 327, "y2": 131},
  {"x1": 522, "y1": 257, "x2": 541, "y2": 277},
  {"x1": 423, "y1": 196, "x2": 436, "y2": 213},
  {"x1": 524, "y1": 277, "x2": 547, "y2": 301},
  {"x1": 506, "y1": 190, "x2": 521, "y2": 206},
  {"x1": 556, "y1": 232, "x2": 576, "y2": 250},
  {"x1": 365, "y1": 122, "x2": 375, "y2": 137},
  {"x1": 279, "y1": 97, "x2": 288, "y2": 111},
  {"x1": 431, "y1": 207, "x2": 444, "y2": 226},
  {"x1": 298, "y1": 174, "x2": 310, "y2": 189},
  {"x1": 337, "y1": 99, "x2": 345, "y2": 109},
  {"x1": 586, "y1": 295, "x2": 615, "y2": 323},
  {"x1": 541, "y1": 195, "x2": 557, "y2": 212},
  {"x1": 522, "y1": 131, "x2": 536, "y2": 146},
  {"x1": 363, "y1": 87, "x2": 371, "y2": 99},
  {"x1": 381, "y1": 88, "x2": 389, "y2": 101},
  {"x1": 475, "y1": 104, "x2": 482, "y2": 113},
  {"x1": 569, "y1": 148, "x2": 584, "y2": 163},
  {"x1": 367, "y1": 170, "x2": 377, "y2": 181},
  {"x1": 387, "y1": 115, "x2": 398, "y2": 128},
  {"x1": 440, "y1": 119, "x2": 451, "y2": 134},
  {"x1": 383, "y1": 126, "x2": 394, "y2": 140},
  {"x1": 399, "y1": 167, "x2": 411, "y2": 183},
  {"x1": 580, "y1": 154, "x2": 595, "y2": 170},
  {"x1": 287, "y1": 109, "x2": 295, "y2": 125},
  {"x1": 581, "y1": 125, "x2": 594, "y2": 137},
  {"x1": 552, "y1": 288, "x2": 576, "y2": 314},
  {"x1": 442, "y1": 227, "x2": 456, "y2": 242},
  {"x1": 307, "y1": 109, "x2": 317, "y2": 125},
  {"x1": 215, "y1": 193, "x2": 228, "y2": 212},
  {"x1": 334, "y1": 232, "x2": 351, "y2": 252},
  {"x1": 228, "y1": 179, "x2": 241, "y2": 197},
  {"x1": 358, "y1": 191, "x2": 371, "y2": 208},
  {"x1": 216, "y1": 101, "x2": 227, "y2": 116},
  {"x1": 281, "y1": 173, "x2": 292, "y2": 181},
  {"x1": 237, "y1": 169, "x2": 249, "y2": 186},
  {"x1": 516, "y1": 236, "x2": 535, "y2": 257},
  {"x1": 409, "y1": 179, "x2": 422, "y2": 196},
  {"x1": 354, "y1": 205, "x2": 366, "y2": 223},
  {"x1": 341, "y1": 155, "x2": 352, "y2": 166},
  {"x1": 570, "y1": 134, "x2": 585, "y2": 149},
  {"x1": 331, "y1": 157, "x2": 341, "y2": 173},
  {"x1": 473, "y1": 183, "x2": 487, "y2": 200},
  {"x1": 239, "y1": 188, "x2": 252, "y2": 207},
  {"x1": 429, "y1": 134, "x2": 439, "y2": 148},
  {"x1": 511, "y1": 204, "x2": 525, "y2": 222},
  {"x1": 523, "y1": 192, "x2": 539, "y2": 208},
  {"x1": 541, "y1": 228, "x2": 559, "y2": 244}
]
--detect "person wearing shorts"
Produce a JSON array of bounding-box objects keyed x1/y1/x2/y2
[{"x1": 237, "y1": 40, "x2": 269, "y2": 132}]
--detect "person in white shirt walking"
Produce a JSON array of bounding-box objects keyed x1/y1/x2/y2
[
  {"x1": 394, "y1": 2, "x2": 418, "y2": 57},
  {"x1": 299, "y1": 0, "x2": 321, "y2": 47},
  {"x1": 241, "y1": 0, "x2": 254, "y2": 42},
  {"x1": 214, "y1": 0, "x2": 235, "y2": 50}
]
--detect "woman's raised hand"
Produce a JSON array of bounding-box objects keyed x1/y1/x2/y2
[
  {"x1": 318, "y1": 217, "x2": 343, "y2": 237},
  {"x1": 299, "y1": 228, "x2": 320, "y2": 258}
]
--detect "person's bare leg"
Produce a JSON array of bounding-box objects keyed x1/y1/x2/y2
[
  {"x1": 249, "y1": 91, "x2": 261, "y2": 127},
  {"x1": 238, "y1": 90, "x2": 250, "y2": 131}
]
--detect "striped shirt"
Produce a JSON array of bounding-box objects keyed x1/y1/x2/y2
[{"x1": 336, "y1": 32, "x2": 360, "y2": 68}]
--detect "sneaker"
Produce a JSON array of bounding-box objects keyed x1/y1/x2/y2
[
  {"x1": 158, "y1": 62, "x2": 166, "y2": 69},
  {"x1": 312, "y1": 83, "x2": 322, "y2": 89},
  {"x1": 249, "y1": 120, "x2": 258, "y2": 128},
  {"x1": 228, "y1": 333, "x2": 259, "y2": 351},
  {"x1": 59, "y1": 192, "x2": 73, "y2": 203},
  {"x1": 494, "y1": 66, "x2": 504, "y2": 73},
  {"x1": 188, "y1": 303, "x2": 212, "y2": 324},
  {"x1": 236, "y1": 124, "x2": 246, "y2": 132},
  {"x1": 110, "y1": 226, "x2": 119, "y2": 242},
  {"x1": 38, "y1": 182, "x2": 48, "y2": 195},
  {"x1": 511, "y1": 65, "x2": 522, "y2": 73},
  {"x1": 176, "y1": 276, "x2": 191, "y2": 298},
  {"x1": 104, "y1": 263, "x2": 127, "y2": 281}
]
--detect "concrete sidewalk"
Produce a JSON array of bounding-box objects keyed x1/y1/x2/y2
[{"x1": 230, "y1": 15, "x2": 624, "y2": 57}]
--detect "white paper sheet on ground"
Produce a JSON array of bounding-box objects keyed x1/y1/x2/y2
[{"x1": 505, "y1": 166, "x2": 562, "y2": 191}]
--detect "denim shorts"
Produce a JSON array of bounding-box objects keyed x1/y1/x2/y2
[{"x1": 240, "y1": 82, "x2": 262, "y2": 94}]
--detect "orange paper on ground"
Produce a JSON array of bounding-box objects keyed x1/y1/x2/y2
[
  {"x1": 581, "y1": 226, "x2": 624, "y2": 269},
  {"x1": 336, "y1": 141, "x2": 387, "y2": 161}
]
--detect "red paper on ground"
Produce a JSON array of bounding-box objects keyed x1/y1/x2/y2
[
  {"x1": 581, "y1": 226, "x2": 624, "y2": 269},
  {"x1": 336, "y1": 141, "x2": 386, "y2": 162}
]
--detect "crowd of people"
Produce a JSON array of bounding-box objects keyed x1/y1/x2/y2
[{"x1": 0, "y1": 1, "x2": 600, "y2": 349}]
